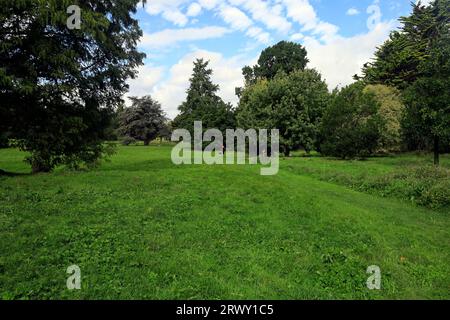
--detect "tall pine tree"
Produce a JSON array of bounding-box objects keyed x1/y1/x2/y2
[{"x1": 173, "y1": 59, "x2": 235, "y2": 135}]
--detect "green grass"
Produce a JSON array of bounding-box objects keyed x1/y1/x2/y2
[
  {"x1": 284, "y1": 153, "x2": 450, "y2": 210},
  {"x1": 0, "y1": 146, "x2": 449, "y2": 299}
]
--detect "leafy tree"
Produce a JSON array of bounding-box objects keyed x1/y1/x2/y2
[
  {"x1": 119, "y1": 96, "x2": 168, "y2": 146},
  {"x1": 403, "y1": 78, "x2": 450, "y2": 165},
  {"x1": 320, "y1": 82, "x2": 384, "y2": 159},
  {"x1": 237, "y1": 69, "x2": 330, "y2": 156},
  {"x1": 173, "y1": 59, "x2": 235, "y2": 134},
  {"x1": 238, "y1": 41, "x2": 309, "y2": 94},
  {"x1": 363, "y1": 85, "x2": 405, "y2": 153},
  {"x1": 0, "y1": 0, "x2": 145, "y2": 172}
]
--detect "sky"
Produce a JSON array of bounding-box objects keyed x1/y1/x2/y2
[{"x1": 126, "y1": 0, "x2": 433, "y2": 119}]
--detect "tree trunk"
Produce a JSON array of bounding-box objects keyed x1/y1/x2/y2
[
  {"x1": 434, "y1": 136, "x2": 440, "y2": 166},
  {"x1": 144, "y1": 139, "x2": 150, "y2": 146},
  {"x1": 284, "y1": 147, "x2": 290, "y2": 157},
  {"x1": 31, "y1": 162, "x2": 51, "y2": 174}
]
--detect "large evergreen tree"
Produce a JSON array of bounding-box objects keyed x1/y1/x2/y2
[
  {"x1": 119, "y1": 96, "x2": 168, "y2": 146},
  {"x1": 358, "y1": 0, "x2": 450, "y2": 164},
  {"x1": 173, "y1": 59, "x2": 235, "y2": 134},
  {"x1": 0, "y1": 0, "x2": 145, "y2": 172}
]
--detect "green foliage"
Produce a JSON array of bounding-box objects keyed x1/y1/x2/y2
[
  {"x1": 355, "y1": 166, "x2": 450, "y2": 210},
  {"x1": 403, "y1": 77, "x2": 450, "y2": 160},
  {"x1": 173, "y1": 59, "x2": 235, "y2": 134},
  {"x1": 237, "y1": 69, "x2": 330, "y2": 155},
  {"x1": 364, "y1": 85, "x2": 405, "y2": 153},
  {"x1": 119, "y1": 96, "x2": 168, "y2": 146},
  {"x1": 359, "y1": 0, "x2": 449, "y2": 89},
  {"x1": 241, "y1": 41, "x2": 309, "y2": 86},
  {"x1": 0, "y1": 0, "x2": 145, "y2": 172},
  {"x1": 284, "y1": 153, "x2": 450, "y2": 210},
  {"x1": 359, "y1": 0, "x2": 450, "y2": 162},
  {"x1": 320, "y1": 82, "x2": 384, "y2": 159}
]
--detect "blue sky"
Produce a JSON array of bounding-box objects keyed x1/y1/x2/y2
[{"x1": 126, "y1": 0, "x2": 430, "y2": 118}]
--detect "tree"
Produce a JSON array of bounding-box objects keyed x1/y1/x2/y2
[
  {"x1": 241, "y1": 41, "x2": 309, "y2": 86},
  {"x1": 119, "y1": 96, "x2": 168, "y2": 146},
  {"x1": 358, "y1": 0, "x2": 450, "y2": 163},
  {"x1": 403, "y1": 78, "x2": 450, "y2": 165},
  {"x1": 363, "y1": 85, "x2": 405, "y2": 153},
  {"x1": 320, "y1": 82, "x2": 384, "y2": 159},
  {"x1": 237, "y1": 69, "x2": 330, "y2": 156},
  {"x1": 0, "y1": 0, "x2": 145, "y2": 172},
  {"x1": 173, "y1": 59, "x2": 235, "y2": 135}
]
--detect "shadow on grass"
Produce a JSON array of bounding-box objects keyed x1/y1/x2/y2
[
  {"x1": 102, "y1": 159, "x2": 181, "y2": 172},
  {"x1": 0, "y1": 169, "x2": 31, "y2": 177}
]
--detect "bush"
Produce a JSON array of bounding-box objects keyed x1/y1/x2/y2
[
  {"x1": 320, "y1": 82, "x2": 384, "y2": 159},
  {"x1": 350, "y1": 166, "x2": 450, "y2": 210},
  {"x1": 237, "y1": 69, "x2": 330, "y2": 156},
  {"x1": 363, "y1": 85, "x2": 405, "y2": 153},
  {"x1": 284, "y1": 161, "x2": 450, "y2": 210}
]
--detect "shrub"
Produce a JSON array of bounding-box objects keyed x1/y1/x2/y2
[
  {"x1": 237, "y1": 69, "x2": 330, "y2": 156},
  {"x1": 320, "y1": 82, "x2": 384, "y2": 159},
  {"x1": 354, "y1": 166, "x2": 450, "y2": 210},
  {"x1": 363, "y1": 85, "x2": 405, "y2": 153}
]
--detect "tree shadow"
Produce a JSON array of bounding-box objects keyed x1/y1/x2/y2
[
  {"x1": 102, "y1": 159, "x2": 180, "y2": 172},
  {"x1": 0, "y1": 169, "x2": 31, "y2": 177}
]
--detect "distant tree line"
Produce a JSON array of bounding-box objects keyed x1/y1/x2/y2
[{"x1": 1, "y1": 0, "x2": 448, "y2": 173}]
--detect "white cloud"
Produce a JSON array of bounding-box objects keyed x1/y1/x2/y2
[
  {"x1": 218, "y1": 5, "x2": 253, "y2": 31},
  {"x1": 187, "y1": 2, "x2": 202, "y2": 17},
  {"x1": 415, "y1": 0, "x2": 433, "y2": 6},
  {"x1": 145, "y1": 0, "x2": 190, "y2": 26},
  {"x1": 229, "y1": 0, "x2": 292, "y2": 34},
  {"x1": 283, "y1": 0, "x2": 339, "y2": 41},
  {"x1": 304, "y1": 21, "x2": 398, "y2": 90},
  {"x1": 216, "y1": 4, "x2": 271, "y2": 44},
  {"x1": 283, "y1": 0, "x2": 317, "y2": 30},
  {"x1": 198, "y1": 0, "x2": 220, "y2": 10},
  {"x1": 141, "y1": 26, "x2": 231, "y2": 49},
  {"x1": 246, "y1": 27, "x2": 271, "y2": 44},
  {"x1": 290, "y1": 33, "x2": 304, "y2": 41},
  {"x1": 346, "y1": 8, "x2": 360, "y2": 16},
  {"x1": 125, "y1": 65, "x2": 165, "y2": 102}
]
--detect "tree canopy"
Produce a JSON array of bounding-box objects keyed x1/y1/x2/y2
[
  {"x1": 320, "y1": 82, "x2": 384, "y2": 159},
  {"x1": 0, "y1": 0, "x2": 145, "y2": 172},
  {"x1": 241, "y1": 41, "x2": 309, "y2": 86},
  {"x1": 363, "y1": 85, "x2": 405, "y2": 153},
  {"x1": 359, "y1": 0, "x2": 449, "y2": 89},
  {"x1": 119, "y1": 96, "x2": 168, "y2": 146},
  {"x1": 237, "y1": 69, "x2": 329, "y2": 156}
]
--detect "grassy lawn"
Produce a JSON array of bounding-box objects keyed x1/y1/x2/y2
[{"x1": 0, "y1": 145, "x2": 449, "y2": 299}]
